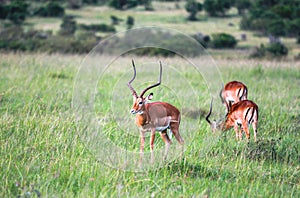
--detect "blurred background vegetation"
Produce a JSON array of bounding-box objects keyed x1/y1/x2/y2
[{"x1": 0, "y1": 0, "x2": 299, "y2": 58}]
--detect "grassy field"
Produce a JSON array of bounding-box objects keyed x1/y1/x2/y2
[{"x1": 0, "y1": 53, "x2": 299, "y2": 197}]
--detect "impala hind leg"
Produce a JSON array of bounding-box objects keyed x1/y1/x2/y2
[
  {"x1": 169, "y1": 122, "x2": 184, "y2": 160},
  {"x1": 242, "y1": 121, "x2": 250, "y2": 141},
  {"x1": 252, "y1": 121, "x2": 258, "y2": 142},
  {"x1": 169, "y1": 122, "x2": 184, "y2": 145},
  {"x1": 234, "y1": 124, "x2": 240, "y2": 140},
  {"x1": 160, "y1": 129, "x2": 171, "y2": 160}
]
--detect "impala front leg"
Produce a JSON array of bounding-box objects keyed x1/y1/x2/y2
[
  {"x1": 150, "y1": 128, "x2": 156, "y2": 163},
  {"x1": 140, "y1": 130, "x2": 145, "y2": 165}
]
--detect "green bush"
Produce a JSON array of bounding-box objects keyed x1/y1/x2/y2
[
  {"x1": 6, "y1": 1, "x2": 29, "y2": 25},
  {"x1": 0, "y1": 4, "x2": 9, "y2": 19},
  {"x1": 126, "y1": 16, "x2": 134, "y2": 29},
  {"x1": 211, "y1": 33, "x2": 237, "y2": 49},
  {"x1": 250, "y1": 42, "x2": 289, "y2": 58},
  {"x1": 59, "y1": 16, "x2": 76, "y2": 36},
  {"x1": 34, "y1": 2, "x2": 65, "y2": 17},
  {"x1": 192, "y1": 33, "x2": 210, "y2": 48},
  {"x1": 108, "y1": 0, "x2": 138, "y2": 10},
  {"x1": 287, "y1": 19, "x2": 300, "y2": 37},
  {"x1": 79, "y1": 23, "x2": 116, "y2": 32},
  {"x1": 240, "y1": 1, "x2": 300, "y2": 38},
  {"x1": 266, "y1": 42, "x2": 288, "y2": 56},
  {"x1": 203, "y1": 0, "x2": 232, "y2": 17},
  {"x1": 249, "y1": 44, "x2": 266, "y2": 58}
]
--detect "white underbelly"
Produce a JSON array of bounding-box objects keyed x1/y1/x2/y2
[{"x1": 156, "y1": 125, "x2": 169, "y2": 131}]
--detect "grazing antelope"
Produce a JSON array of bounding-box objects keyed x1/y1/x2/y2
[
  {"x1": 220, "y1": 81, "x2": 248, "y2": 112},
  {"x1": 127, "y1": 60, "x2": 184, "y2": 162},
  {"x1": 206, "y1": 99, "x2": 258, "y2": 141}
]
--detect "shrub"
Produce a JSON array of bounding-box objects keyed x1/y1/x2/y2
[
  {"x1": 108, "y1": 0, "x2": 138, "y2": 10},
  {"x1": 191, "y1": 32, "x2": 210, "y2": 48},
  {"x1": 6, "y1": 1, "x2": 29, "y2": 25},
  {"x1": 126, "y1": 16, "x2": 134, "y2": 29},
  {"x1": 250, "y1": 42, "x2": 288, "y2": 58},
  {"x1": 0, "y1": 4, "x2": 9, "y2": 19},
  {"x1": 59, "y1": 16, "x2": 77, "y2": 36},
  {"x1": 34, "y1": 2, "x2": 65, "y2": 17},
  {"x1": 266, "y1": 42, "x2": 288, "y2": 56},
  {"x1": 203, "y1": 0, "x2": 232, "y2": 17},
  {"x1": 79, "y1": 23, "x2": 116, "y2": 32},
  {"x1": 211, "y1": 33, "x2": 237, "y2": 49},
  {"x1": 249, "y1": 44, "x2": 266, "y2": 58},
  {"x1": 110, "y1": 15, "x2": 123, "y2": 25}
]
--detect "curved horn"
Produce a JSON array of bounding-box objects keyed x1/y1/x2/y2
[
  {"x1": 219, "y1": 83, "x2": 224, "y2": 104},
  {"x1": 139, "y1": 61, "x2": 162, "y2": 97},
  {"x1": 206, "y1": 98, "x2": 213, "y2": 124},
  {"x1": 127, "y1": 59, "x2": 138, "y2": 98}
]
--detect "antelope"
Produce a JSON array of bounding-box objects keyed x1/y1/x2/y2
[
  {"x1": 220, "y1": 81, "x2": 248, "y2": 113},
  {"x1": 127, "y1": 60, "x2": 184, "y2": 163},
  {"x1": 206, "y1": 99, "x2": 258, "y2": 141}
]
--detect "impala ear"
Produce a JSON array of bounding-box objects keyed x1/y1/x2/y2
[{"x1": 146, "y1": 93, "x2": 153, "y2": 100}]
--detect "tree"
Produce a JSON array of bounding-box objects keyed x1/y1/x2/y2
[
  {"x1": 240, "y1": 1, "x2": 300, "y2": 38},
  {"x1": 126, "y1": 16, "x2": 134, "y2": 29},
  {"x1": 59, "y1": 16, "x2": 77, "y2": 36},
  {"x1": 235, "y1": 0, "x2": 251, "y2": 15},
  {"x1": 34, "y1": 2, "x2": 65, "y2": 17},
  {"x1": 185, "y1": 0, "x2": 203, "y2": 21},
  {"x1": 67, "y1": 0, "x2": 83, "y2": 9},
  {"x1": 7, "y1": 1, "x2": 29, "y2": 25},
  {"x1": 203, "y1": 0, "x2": 232, "y2": 17},
  {"x1": 143, "y1": 0, "x2": 154, "y2": 11},
  {"x1": 108, "y1": 0, "x2": 138, "y2": 10}
]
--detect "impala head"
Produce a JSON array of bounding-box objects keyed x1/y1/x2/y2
[
  {"x1": 206, "y1": 99, "x2": 224, "y2": 132},
  {"x1": 127, "y1": 60, "x2": 162, "y2": 115}
]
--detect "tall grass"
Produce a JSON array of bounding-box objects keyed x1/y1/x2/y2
[{"x1": 0, "y1": 53, "x2": 299, "y2": 197}]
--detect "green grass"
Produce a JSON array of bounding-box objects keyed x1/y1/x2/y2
[{"x1": 0, "y1": 53, "x2": 299, "y2": 197}]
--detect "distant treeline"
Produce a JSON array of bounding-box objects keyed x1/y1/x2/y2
[{"x1": 0, "y1": 0, "x2": 299, "y2": 57}]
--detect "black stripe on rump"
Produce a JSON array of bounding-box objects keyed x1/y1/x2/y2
[
  {"x1": 245, "y1": 107, "x2": 251, "y2": 123},
  {"x1": 237, "y1": 88, "x2": 242, "y2": 100}
]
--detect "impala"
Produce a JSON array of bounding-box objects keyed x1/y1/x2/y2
[
  {"x1": 127, "y1": 60, "x2": 184, "y2": 162},
  {"x1": 220, "y1": 81, "x2": 248, "y2": 112},
  {"x1": 206, "y1": 99, "x2": 258, "y2": 141}
]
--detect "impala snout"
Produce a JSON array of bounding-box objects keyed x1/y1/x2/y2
[{"x1": 130, "y1": 109, "x2": 137, "y2": 114}]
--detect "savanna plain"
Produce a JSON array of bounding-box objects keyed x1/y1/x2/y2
[
  {"x1": 0, "y1": 53, "x2": 299, "y2": 197},
  {"x1": 1, "y1": 2, "x2": 300, "y2": 197}
]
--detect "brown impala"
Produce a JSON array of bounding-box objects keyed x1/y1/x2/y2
[
  {"x1": 206, "y1": 99, "x2": 258, "y2": 141},
  {"x1": 127, "y1": 60, "x2": 184, "y2": 162},
  {"x1": 220, "y1": 81, "x2": 248, "y2": 112}
]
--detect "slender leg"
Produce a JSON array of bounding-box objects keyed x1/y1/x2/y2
[
  {"x1": 239, "y1": 125, "x2": 243, "y2": 140},
  {"x1": 169, "y1": 122, "x2": 184, "y2": 145},
  {"x1": 234, "y1": 124, "x2": 239, "y2": 140},
  {"x1": 169, "y1": 122, "x2": 184, "y2": 160},
  {"x1": 139, "y1": 131, "x2": 145, "y2": 166},
  {"x1": 159, "y1": 129, "x2": 171, "y2": 161},
  {"x1": 242, "y1": 121, "x2": 250, "y2": 141},
  {"x1": 252, "y1": 121, "x2": 258, "y2": 142},
  {"x1": 150, "y1": 129, "x2": 156, "y2": 163}
]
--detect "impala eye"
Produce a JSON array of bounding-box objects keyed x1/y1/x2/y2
[{"x1": 138, "y1": 101, "x2": 143, "y2": 105}]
